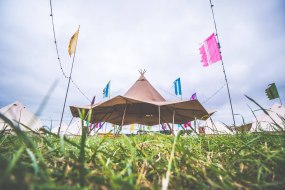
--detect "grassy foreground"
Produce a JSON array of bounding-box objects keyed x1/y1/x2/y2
[{"x1": 0, "y1": 130, "x2": 285, "y2": 190}]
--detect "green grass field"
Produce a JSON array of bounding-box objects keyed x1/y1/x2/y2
[{"x1": 1, "y1": 127, "x2": 285, "y2": 190}]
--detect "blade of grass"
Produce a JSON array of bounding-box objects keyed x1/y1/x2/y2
[
  {"x1": 0, "y1": 113, "x2": 50, "y2": 182},
  {"x1": 78, "y1": 108, "x2": 87, "y2": 187},
  {"x1": 0, "y1": 145, "x2": 25, "y2": 186},
  {"x1": 26, "y1": 148, "x2": 39, "y2": 175},
  {"x1": 162, "y1": 131, "x2": 182, "y2": 190}
]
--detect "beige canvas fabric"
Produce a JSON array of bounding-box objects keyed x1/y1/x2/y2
[
  {"x1": 124, "y1": 74, "x2": 166, "y2": 102},
  {"x1": 70, "y1": 74, "x2": 211, "y2": 126},
  {"x1": 0, "y1": 100, "x2": 43, "y2": 131}
]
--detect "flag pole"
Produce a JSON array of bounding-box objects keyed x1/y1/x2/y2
[
  {"x1": 158, "y1": 106, "x2": 161, "y2": 132},
  {"x1": 180, "y1": 78, "x2": 182, "y2": 100},
  {"x1": 276, "y1": 84, "x2": 283, "y2": 105},
  {"x1": 278, "y1": 96, "x2": 282, "y2": 105},
  {"x1": 58, "y1": 26, "x2": 80, "y2": 135},
  {"x1": 209, "y1": 0, "x2": 236, "y2": 126},
  {"x1": 109, "y1": 81, "x2": 111, "y2": 99}
]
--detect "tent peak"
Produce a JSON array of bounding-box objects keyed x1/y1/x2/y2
[
  {"x1": 138, "y1": 69, "x2": 146, "y2": 76},
  {"x1": 124, "y1": 72, "x2": 166, "y2": 102}
]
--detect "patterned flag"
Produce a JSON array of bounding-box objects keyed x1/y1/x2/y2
[
  {"x1": 103, "y1": 81, "x2": 111, "y2": 98},
  {"x1": 68, "y1": 27, "x2": 80, "y2": 57},
  {"x1": 199, "y1": 33, "x2": 221, "y2": 67},
  {"x1": 190, "y1": 93, "x2": 197, "y2": 100},
  {"x1": 83, "y1": 120, "x2": 89, "y2": 127},
  {"x1": 130, "y1": 124, "x2": 135, "y2": 131},
  {"x1": 265, "y1": 83, "x2": 279, "y2": 100},
  {"x1": 183, "y1": 121, "x2": 191, "y2": 128},
  {"x1": 95, "y1": 122, "x2": 103, "y2": 129},
  {"x1": 173, "y1": 78, "x2": 182, "y2": 96}
]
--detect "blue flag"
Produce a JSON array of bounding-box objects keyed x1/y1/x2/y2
[
  {"x1": 173, "y1": 77, "x2": 182, "y2": 96},
  {"x1": 103, "y1": 81, "x2": 110, "y2": 98}
]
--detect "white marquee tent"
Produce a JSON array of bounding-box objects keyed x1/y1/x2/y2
[
  {"x1": 251, "y1": 103, "x2": 285, "y2": 132},
  {"x1": 0, "y1": 100, "x2": 43, "y2": 131},
  {"x1": 200, "y1": 118, "x2": 233, "y2": 134},
  {"x1": 51, "y1": 119, "x2": 83, "y2": 136}
]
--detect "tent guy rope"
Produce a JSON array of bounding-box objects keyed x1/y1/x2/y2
[{"x1": 49, "y1": 0, "x2": 91, "y2": 103}]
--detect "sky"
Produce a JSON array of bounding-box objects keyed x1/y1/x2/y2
[{"x1": 0, "y1": 0, "x2": 284, "y2": 128}]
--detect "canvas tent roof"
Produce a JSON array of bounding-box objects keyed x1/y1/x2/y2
[
  {"x1": 0, "y1": 100, "x2": 43, "y2": 131},
  {"x1": 124, "y1": 74, "x2": 166, "y2": 102},
  {"x1": 70, "y1": 73, "x2": 211, "y2": 126},
  {"x1": 251, "y1": 103, "x2": 285, "y2": 132}
]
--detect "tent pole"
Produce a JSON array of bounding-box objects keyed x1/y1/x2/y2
[
  {"x1": 194, "y1": 117, "x2": 197, "y2": 132},
  {"x1": 117, "y1": 105, "x2": 127, "y2": 136},
  {"x1": 158, "y1": 106, "x2": 161, "y2": 132},
  {"x1": 65, "y1": 117, "x2": 74, "y2": 134},
  {"x1": 172, "y1": 109, "x2": 175, "y2": 135},
  {"x1": 18, "y1": 107, "x2": 23, "y2": 128},
  {"x1": 278, "y1": 96, "x2": 282, "y2": 105},
  {"x1": 109, "y1": 81, "x2": 111, "y2": 99},
  {"x1": 58, "y1": 40, "x2": 78, "y2": 135},
  {"x1": 209, "y1": 0, "x2": 235, "y2": 127},
  {"x1": 50, "y1": 119, "x2": 53, "y2": 132},
  {"x1": 210, "y1": 116, "x2": 218, "y2": 133}
]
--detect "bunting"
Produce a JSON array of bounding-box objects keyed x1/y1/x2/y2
[
  {"x1": 173, "y1": 78, "x2": 182, "y2": 96},
  {"x1": 68, "y1": 27, "x2": 80, "y2": 57},
  {"x1": 265, "y1": 83, "x2": 279, "y2": 100},
  {"x1": 103, "y1": 81, "x2": 111, "y2": 98},
  {"x1": 130, "y1": 124, "x2": 135, "y2": 131},
  {"x1": 190, "y1": 93, "x2": 197, "y2": 100},
  {"x1": 199, "y1": 33, "x2": 221, "y2": 67}
]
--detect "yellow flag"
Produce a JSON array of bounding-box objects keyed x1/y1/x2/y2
[
  {"x1": 130, "y1": 124, "x2": 135, "y2": 131},
  {"x1": 68, "y1": 27, "x2": 80, "y2": 57}
]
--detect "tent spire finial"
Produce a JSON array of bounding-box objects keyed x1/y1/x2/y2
[{"x1": 138, "y1": 69, "x2": 146, "y2": 76}]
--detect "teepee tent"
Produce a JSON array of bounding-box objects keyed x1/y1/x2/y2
[
  {"x1": 251, "y1": 103, "x2": 285, "y2": 132},
  {"x1": 70, "y1": 72, "x2": 211, "y2": 127},
  {"x1": 0, "y1": 101, "x2": 43, "y2": 131}
]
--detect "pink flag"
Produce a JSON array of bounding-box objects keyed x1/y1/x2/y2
[{"x1": 199, "y1": 33, "x2": 222, "y2": 67}]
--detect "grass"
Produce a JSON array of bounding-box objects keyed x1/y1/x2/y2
[
  {"x1": 1, "y1": 95, "x2": 285, "y2": 189},
  {"x1": 0, "y1": 127, "x2": 285, "y2": 189}
]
